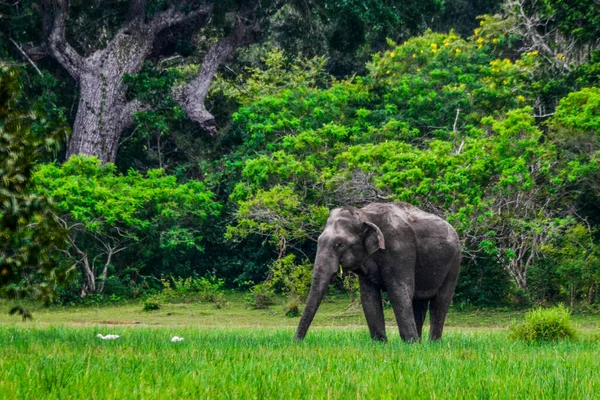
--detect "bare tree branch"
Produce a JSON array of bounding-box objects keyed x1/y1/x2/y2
[
  {"x1": 9, "y1": 38, "x2": 43, "y2": 77},
  {"x1": 504, "y1": 0, "x2": 575, "y2": 72},
  {"x1": 453, "y1": 107, "x2": 461, "y2": 134},
  {"x1": 172, "y1": 0, "x2": 287, "y2": 135},
  {"x1": 330, "y1": 170, "x2": 391, "y2": 206}
]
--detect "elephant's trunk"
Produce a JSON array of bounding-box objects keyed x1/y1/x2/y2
[{"x1": 294, "y1": 254, "x2": 338, "y2": 340}]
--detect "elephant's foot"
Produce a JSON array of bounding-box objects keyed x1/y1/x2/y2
[
  {"x1": 400, "y1": 334, "x2": 420, "y2": 343},
  {"x1": 370, "y1": 333, "x2": 388, "y2": 342}
]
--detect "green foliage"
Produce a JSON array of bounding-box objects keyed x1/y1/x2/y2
[
  {"x1": 341, "y1": 274, "x2": 361, "y2": 304},
  {"x1": 549, "y1": 87, "x2": 600, "y2": 157},
  {"x1": 33, "y1": 156, "x2": 220, "y2": 296},
  {"x1": 323, "y1": 0, "x2": 501, "y2": 75},
  {"x1": 36, "y1": 156, "x2": 218, "y2": 231},
  {"x1": 212, "y1": 47, "x2": 329, "y2": 107},
  {"x1": 536, "y1": 224, "x2": 600, "y2": 305},
  {"x1": 284, "y1": 296, "x2": 301, "y2": 318},
  {"x1": 160, "y1": 275, "x2": 225, "y2": 305},
  {"x1": 0, "y1": 66, "x2": 69, "y2": 302},
  {"x1": 524, "y1": 0, "x2": 600, "y2": 44},
  {"x1": 547, "y1": 87, "x2": 600, "y2": 227},
  {"x1": 268, "y1": 254, "x2": 313, "y2": 299},
  {"x1": 240, "y1": 254, "x2": 313, "y2": 310},
  {"x1": 227, "y1": 185, "x2": 328, "y2": 253},
  {"x1": 3, "y1": 2, "x2": 600, "y2": 310},
  {"x1": 245, "y1": 282, "x2": 275, "y2": 309},
  {"x1": 143, "y1": 294, "x2": 162, "y2": 311},
  {"x1": 122, "y1": 62, "x2": 189, "y2": 170},
  {"x1": 510, "y1": 305, "x2": 578, "y2": 342},
  {"x1": 226, "y1": 30, "x2": 570, "y2": 304}
]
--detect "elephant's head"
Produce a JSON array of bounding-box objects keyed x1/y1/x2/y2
[{"x1": 294, "y1": 207, "x2": 385, "y2": 340}]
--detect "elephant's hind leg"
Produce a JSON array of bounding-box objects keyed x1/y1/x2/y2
[
  {"x1": 412, "y1": 299, "x2": 429, "y2": 340},
  {"x1": 429, "y1": 259, "x2": 460, "y2": 340},
  {"x1": 359, "y1": 277, "x2": 387, "y2": 341}
]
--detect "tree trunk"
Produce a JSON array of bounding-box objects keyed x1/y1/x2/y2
[
  {"x1": 41, "y1": 1, "x2": 214, "y2": 163},
  {"x1": 80, "y1": 253, "x2": 95, "y2": 297},
  {"x1": 65, "y1": 25, "x2": 156, "y2": 162},
  {"x1": 67, "y1": 71, "x2": 130, "y2": 162},
  {"x1": 96, "y1": 250, "x2": 114, "y2": 294}
]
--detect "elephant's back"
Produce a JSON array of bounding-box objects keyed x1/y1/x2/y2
[
  {"x1": 362, "y1": 202, "x2": 455, "y2": 238},
  {"x1": 363, "y1": 202, "x2": 460, "y2": 297},
  {"x1": 397, "y1": 205, "x2": 460, "y2": 261}
]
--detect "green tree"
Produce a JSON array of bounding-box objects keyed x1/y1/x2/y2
[
  {"x1": 2, "y1": 0, "x2": 293, "y2": 162},
  {"x1": 535, "y1": 224, "x2": 600, "y2": 306},
  {"x1": 547, "y1": 87, "x2": 600, "y2": 226},
  {"x1": 0, "y1": 65, "x2": 69, "y2": 302},
  {"x1": 34, "y1": 156, "x2": 221, "y2": 296},
  {"x1": 225, "y1": 29, "x2": 589, "y2": 304}
]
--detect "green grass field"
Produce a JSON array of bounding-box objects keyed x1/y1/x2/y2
[{"x1": 1, "y1": 295, "x2": 599, "y2": 399}]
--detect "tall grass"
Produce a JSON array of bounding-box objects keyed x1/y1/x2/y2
[{"x1": 1, "y1": 326, "x2": 598, "y2": 399}]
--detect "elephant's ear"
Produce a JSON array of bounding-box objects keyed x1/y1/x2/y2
[{"x1": 363, "y1": 221, "x2": 385, "y2": 254}]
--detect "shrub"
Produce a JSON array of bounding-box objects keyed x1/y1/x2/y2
[
  {"x1": 192, "y1": 276, "x2": 225, "y2": 303},
  {"x1": 143, "y1": 294, "x2": 162, "y2": 311},
  {"x1": 510, "y1": 304, "x2": 578, "y2": 342},
  {"x1": 160, "y1": 275, "x2": 225, "y2": 304},
  {"x1": 267, "y1": 255, "x2": 314, "y2": 299},
  {"x1": 245, "y1": 283, "x2": 274, "y2": 309},
  {"x1": 284, "y1": 296, "x2": 302, "y2": 318}
]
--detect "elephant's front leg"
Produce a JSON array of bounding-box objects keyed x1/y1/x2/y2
[
  {"x1": 359, "y1": 276, "x2": 387, "y2": 341},
  {"x1": 387, "y1": 282, "x2": 419, "y2": 342}
]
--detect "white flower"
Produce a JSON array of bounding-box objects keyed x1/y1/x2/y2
[{"x1": 171, "y1": 336, "x2": 184, "y2": 342}]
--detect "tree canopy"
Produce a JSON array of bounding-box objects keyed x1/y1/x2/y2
[{"x1": 1, "y1": 0, "x2": 599, "y2": 307}]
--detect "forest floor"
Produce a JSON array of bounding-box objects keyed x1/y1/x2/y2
[{"x1": 1, "y1": 295, "x2": 599, "y2": 399}]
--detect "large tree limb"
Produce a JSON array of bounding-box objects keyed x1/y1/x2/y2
[
  {"x1": 120, "y1": 99, "x2": 150, "y2": 130},
  {"x1": 45, "y1": 0, "x2": 85, "y2": 81},
  {"x1": 172, "y1": 0, "x2": 286, "y2": 135},
  {"x1": 173, "y1": 21, "x2": 251, "y2": 135},
  {"x1": 150, "y1": 3, "x2": 213, "y2": 33}
]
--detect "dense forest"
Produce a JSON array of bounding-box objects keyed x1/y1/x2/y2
[{"x1": 1, "y1": 0, "x2": 599, "y2": 308}]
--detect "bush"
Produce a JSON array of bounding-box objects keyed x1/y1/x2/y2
[
  {"x1": 284, "y1": 296, "x2": 302, "y2": 318},
  {"x1": 143, "y1": 294, "x2": 162, "y2": 311},
  {"x1": 160, "y1": 275, "x2": 225, "y2": 304},
  {"x1": 245, "y1": 283, "x2": 274, "y2": 309},
  {"x1": 510, "y1": 305, "x2": 578, "y2": 342},
  {"x1": 193, "y1": 276, "x2": 225, "y2": 303}
]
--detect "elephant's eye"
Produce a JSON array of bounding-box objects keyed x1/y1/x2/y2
[{"x1": 335, "y1": 242, "x2": 346, "y2": 251}]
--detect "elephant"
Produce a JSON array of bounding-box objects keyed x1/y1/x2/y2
[{"x1": 294, "y1": 202, "x2": 461, "y2": 342}]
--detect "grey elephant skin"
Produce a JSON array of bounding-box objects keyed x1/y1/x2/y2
[{"x1": 294, "y1": 202, "x2": 461, "y2": 342}]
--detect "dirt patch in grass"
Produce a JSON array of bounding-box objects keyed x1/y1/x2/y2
[{"x1": 71, "y1": 320, "x2": 146, "y2": 326}]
